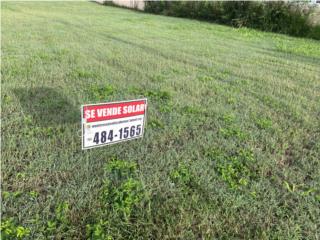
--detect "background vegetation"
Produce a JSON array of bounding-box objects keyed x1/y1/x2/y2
[
  {"x1": 2, "y1": 1, "x2": 320, "y2": 239},
  {"x1": 145, "y1": 1, "x2": 320, "y2": 40}
]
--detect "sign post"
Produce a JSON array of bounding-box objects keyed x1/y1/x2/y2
[{"x1": 81, "y1": 99, "x2": 147, "y2": 149}]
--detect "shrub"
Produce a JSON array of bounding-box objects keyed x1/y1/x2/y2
[{"x1": 144, "y1": 1, "x2": 320, "y2": 40}]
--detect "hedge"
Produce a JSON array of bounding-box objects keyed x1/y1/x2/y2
[{"x1": 144, "y1": 1, "x2": 320, "y2": 40}]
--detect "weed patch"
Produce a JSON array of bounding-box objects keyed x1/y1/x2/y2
[
  {"x1": 86, "y1": 220, "x2": 113, "y2": 240},
  {"x1": 170, "y1": 163, "x2": 193, "y2": 187},
  {"x1": 207, "y1": 148, "x2": 257, "y2": 189},
  {"x1": 41, "y1": 202, "x2": 71, "y2": 237},
  {"x1": 148, "y1": 119, "x2": 164, "y2": 129},
  {"x1": 151, "y1": 74, "x2": 166, "y2": 82},
  {"x1": 255, "y1": 117, "x2": 273, "y2": 130},
  {"x1": 87, "y1": 84, "x2": 116, "y2": 101},
  {"x1": 219, "y1": 113, "x2": 248, "y2": 140},
  {"x1": 101, "y1": 159, "x2": 144, "y2": 219},
  {"x1": 86, "y1": 159, "x2": 146, "y2": 239},
  {"x1": 221, "y1": 113, "x2": 236, "y2": 125},
  {"x1": 129, "y1": 87, "x2": 173, "y2": 112},
  {"x1": 22, "y1": 126, "x2": 66, "y2": 138},
  {"x1": 181, "y1": 105, "x2": 203, "y2": 115},
  {"x1": 283, "y1": 181, "x2": 320, "y2": 202},
  {"x1": 129, "y1": 87, "x2": 171, "y2": 102},
  {"x1": 102, "y1": 178, "x2": 144, "y2": 219},
  {"x1": 69, "y1": 68, "x2": 100, "y2": 80},
  {"x1": 219, "y1": 126, "x2": 247, "y2": 140},
  {"x1": 198, "y1": 75, "x2": 214, "y2": 83},
  {"x1": 0, "y1": 218, "x2": 30, "y2": 239}
]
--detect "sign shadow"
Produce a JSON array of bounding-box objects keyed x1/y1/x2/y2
[{"x1": 13, "y1": 87, "x2": 78, "y2": 127}]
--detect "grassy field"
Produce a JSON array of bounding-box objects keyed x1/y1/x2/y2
[{"x1": 1, "y1": 2, "x2": 320, "y2": 239}]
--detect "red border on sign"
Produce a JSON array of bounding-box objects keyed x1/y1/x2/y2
[{"x1": 83, "y1": 100, "x2": 146, "y2": 123}]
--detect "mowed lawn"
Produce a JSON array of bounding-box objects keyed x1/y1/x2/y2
[{"x1": 1, "y1": 1, "x2": 320, "y2": 239}]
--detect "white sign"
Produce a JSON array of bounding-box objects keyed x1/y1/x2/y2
[{"x1": 81, "y1": 99, "x2": 147, "y2": 149}]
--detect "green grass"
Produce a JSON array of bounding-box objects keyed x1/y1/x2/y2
[{"x1": 1, "y1": 2, "x2": 320, "y2": 239}]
